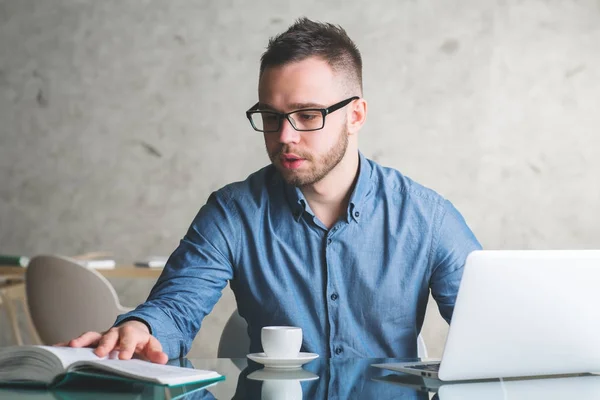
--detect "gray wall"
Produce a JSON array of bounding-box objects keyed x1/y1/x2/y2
[{"x1": 1, "y1": 1, "x2": 599, "y2": 357}]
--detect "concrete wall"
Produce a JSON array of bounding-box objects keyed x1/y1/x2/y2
[{"x1": 1, "y1": 0, "x2": 599, "y2": 357}]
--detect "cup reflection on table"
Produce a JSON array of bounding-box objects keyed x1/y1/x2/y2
[
  {"x1": 261, "y1": 378, "x2": 302, "y2": 400},
  {"x1": 246, "y1": 366, "x2": 319, "y2": 400}
]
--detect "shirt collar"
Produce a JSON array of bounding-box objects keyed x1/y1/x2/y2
[
  {"x1": 287, "y1": 184, "x2": 310, "y2": 221},
  {"x1": 281, "y1": 151, "x2": 374, "y2": 223},
  {"x1": 346, "y1": 151, "x2": 373, "y2": 223},
  {"x1": 278, "y1": 173, "x2": 309, "y2": 221}
]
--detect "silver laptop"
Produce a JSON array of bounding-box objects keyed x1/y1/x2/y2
[{"x1": 374, "y1": 250, "x2": 600, "y2": 381}]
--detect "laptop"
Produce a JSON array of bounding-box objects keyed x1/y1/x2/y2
[{"x1": 373, "y1": 250, "x2": 600, "y2": 381}]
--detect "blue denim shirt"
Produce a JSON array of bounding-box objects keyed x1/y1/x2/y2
[{"x1": 115, "y1": 152, "x2": 481, "y2": 359}]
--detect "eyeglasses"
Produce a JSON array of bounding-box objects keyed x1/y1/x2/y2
[{"x1": 246, "y1": 96, "x2": 360, "y2": 133}]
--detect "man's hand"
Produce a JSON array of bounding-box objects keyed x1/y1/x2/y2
[{"x1": 59, "y1": 320, "x2": 168, "y2": 364}]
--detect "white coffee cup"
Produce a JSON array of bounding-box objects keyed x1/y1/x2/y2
[{"x1": 261, "y1": 326, "x2": 302, "y2": 358}]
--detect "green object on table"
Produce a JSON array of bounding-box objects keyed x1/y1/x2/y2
[{"x1": 0, "y1": 255, "x2": 30, "y2": 267}]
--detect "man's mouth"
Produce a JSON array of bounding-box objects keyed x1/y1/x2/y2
[
  {"x1": 280, "y1": 153, "x2": 306, "y2": 170},
  {"x1": 283, "y1": 153, "x2": 302, "y2": 161}
]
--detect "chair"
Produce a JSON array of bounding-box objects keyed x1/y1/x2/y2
[
  {"x1": 417, "y1": 333, "x2": 428, "y2": 359},
  {"x1": 217, "y1": 309, "x2": 429, "y2": 359},
  {"x1": 217, "y1": 310, "x2": 250, "y2": 359},
  {"x1": 25, "y1": 254, "x2": 132, "y2": 345},
  {"x1": 0, "y1": 280, "x2": 40, "y2": 345}
]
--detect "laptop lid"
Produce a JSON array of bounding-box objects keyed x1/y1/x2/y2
[{"x1": 438, "y1": 250, "x2": 600, "y2": 381}]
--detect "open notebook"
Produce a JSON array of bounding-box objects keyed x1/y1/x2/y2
[{"x1": 0, "y1": 346, "x2": 224, "y2": 388}]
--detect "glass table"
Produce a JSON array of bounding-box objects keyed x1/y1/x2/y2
[{"x1": 1, "y1": 357, "x2": 599, "y2": 399}]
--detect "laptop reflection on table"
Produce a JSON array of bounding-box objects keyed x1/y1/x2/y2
[
  {"x1": 439, "y1": 375, "x2": 600, "y2": 400},
  {"x1": 374, "y1": 250, "x2": 600, "y2": 381},
  {"x1": 373, "y1": 374, "x2": 600, "y2": 399}
]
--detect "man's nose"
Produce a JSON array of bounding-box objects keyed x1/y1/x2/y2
[{"x1": 278, "y1": 118, "x2": 301, "y2": 144}]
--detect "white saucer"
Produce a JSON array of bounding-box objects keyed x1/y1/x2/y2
[
  {"x1": 247, "y1": 369, "x2": 319, "y2": 381},
  {"x1": 246, "y1": 352, "x2": 319, "y2": 369}
]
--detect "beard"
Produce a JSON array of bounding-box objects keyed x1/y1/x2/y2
[{"x1": 268, "y1": 125, "x2": 349, "y2": 187}]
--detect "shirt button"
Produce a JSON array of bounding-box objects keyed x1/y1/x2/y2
[
  {"x1": 335, "y1": 346, "x2": 344, "y2": 355},
  {"x1": 354, "y1": 211, "x2": 360, "y2": 218},
  {"x1": 327, "y1": 238, "x2": 332, "y2": 245},
  {"x1": 330, "y1": 293, "x2": 338, "y2": 301}
]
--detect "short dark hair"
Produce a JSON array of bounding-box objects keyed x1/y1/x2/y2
[{"x1": 260, "y1": 17, "x2": 363, "y2": 94}]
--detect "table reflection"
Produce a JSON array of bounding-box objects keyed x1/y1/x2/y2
[
  {"x1": 228, "y1": 357, "x2": 428, "y2": 400},
  {"x1": 2, "y1": 356, "x2": 598, "y2": 399},
  {"x1": 437, "y1": 374, "x2": 600, "y2": 399},
  {"x1": 372, "y1": 370, "x2": 600, "y2": 400}
]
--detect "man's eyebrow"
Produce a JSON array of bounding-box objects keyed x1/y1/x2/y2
[
  {"x1": 288, "y1": 102, "x2": 326, "y2": 109},
  {"x1": 257, "y1": 103, "x2": 277, "y2": 111},
  {"x1": 258, "y1": 102, "x2": 326, "y2": 111}
]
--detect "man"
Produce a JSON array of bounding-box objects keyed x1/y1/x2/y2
[{"x1": 68, "y1": 18, "x2": 481, "y2": 363}]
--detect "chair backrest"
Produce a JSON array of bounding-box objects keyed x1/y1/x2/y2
[
  {"x1": 217, "y1": 310, "x2": 250, "y2": 358},
  {"x1": 25, "y1": 254, "x2": 127, "y2": 345},
  {"x1": 417, "y1": 333, "x2": 428, "y2": 359},
  {"x1": 217, "y1": 309, "x2": 429, "y2": 359}
]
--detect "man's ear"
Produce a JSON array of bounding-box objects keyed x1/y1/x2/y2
[{"x1": 347, "y1": 98, "x2": 367, "y2": 135}]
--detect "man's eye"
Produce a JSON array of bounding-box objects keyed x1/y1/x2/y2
[
  {"x1": 263, "y1": 114, "x2": 279, "y2": 121},
  {"x1": 298, "y1": 113, "x2": 318, "y2": 121}
]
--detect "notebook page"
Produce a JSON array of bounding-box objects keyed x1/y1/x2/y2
[
  {"x1": 36, "y1": 346, "x2": 114, "y2": 370},
  {"x1": 73, "y1": 359, "x2": 221, "y2": 386}
]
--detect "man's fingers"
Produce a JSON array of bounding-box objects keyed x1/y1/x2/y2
[
  {"x1": 68, "y1": 331, "x2": 103, "y2": 348},
  {"x1": 59, "y1": 322, "x2": 165, "y2": 363},
  {"x1": 144, "y1": 336, "x2": 168, "y2": 364},
  {"x1": 94, "y1": 329, "x2": 119, "y2": 357},
  {"x1": 149, "y1": 351, "x2": 168, "y2": 365},
  {"x1": 148, "y1": 335, "x2": 163, "y2": 354},
  {"x1": 117, "y1": 327, "x2": 139, "y2": 360}
]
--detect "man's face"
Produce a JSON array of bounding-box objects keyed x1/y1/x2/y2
[{"x1": 258, "y1": 57, "x2": 350, "y2": 187}]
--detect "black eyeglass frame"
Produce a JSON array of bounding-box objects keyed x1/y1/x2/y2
[{"x1": 246, "y1": 96, "x2": 360, "y2": 133}]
